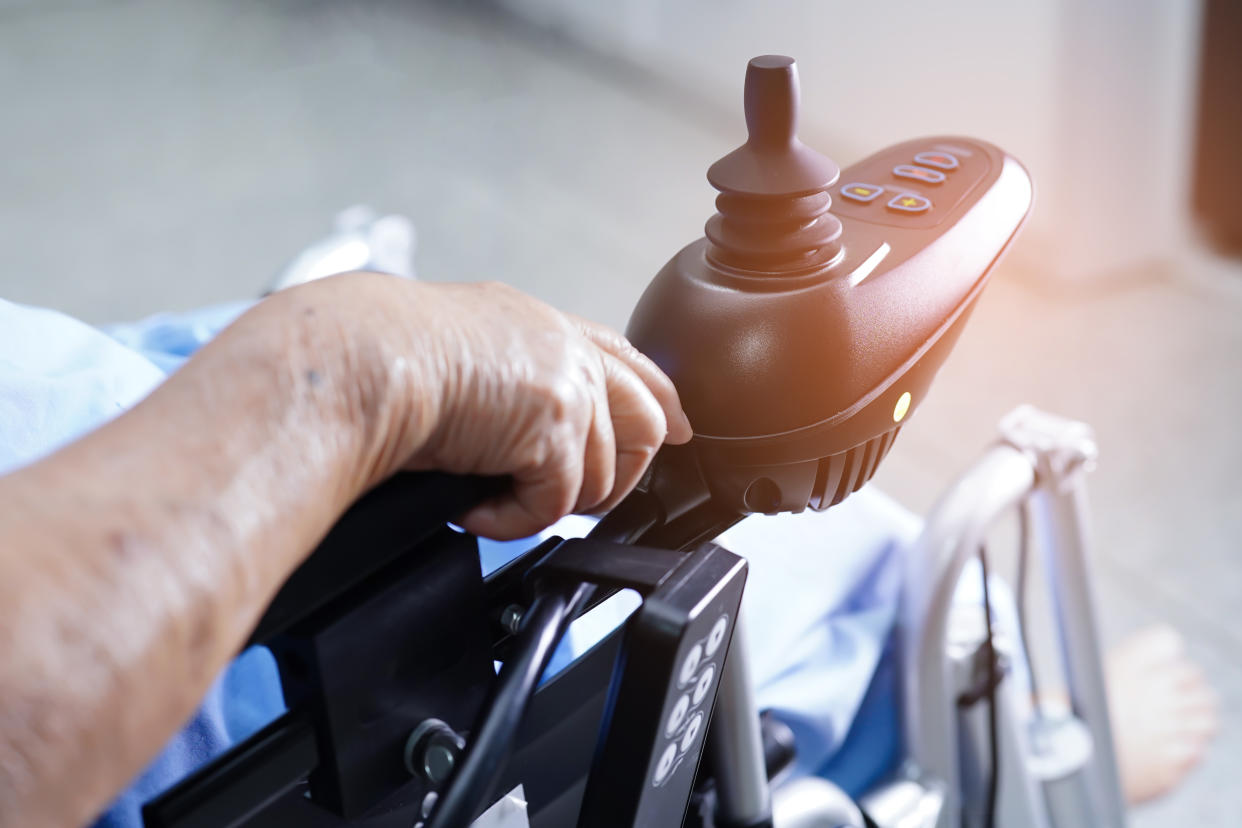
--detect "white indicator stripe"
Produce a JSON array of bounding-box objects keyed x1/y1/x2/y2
[{"x1": 848, "y1": 242, "x2": 892, "y2": 287}]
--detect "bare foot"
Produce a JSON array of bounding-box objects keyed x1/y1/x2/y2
[{"x1": 1105, "y1": 625, "x2": 1219, "y2": 804}]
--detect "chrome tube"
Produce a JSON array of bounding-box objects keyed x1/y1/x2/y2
[
  {"x1": 706, "y1": 611, "x2": 773, "y2": 826},
  {"x1": 949, "y1": 613, "x2": 1052, "y2": 828},
  {"x1": 899, "y1": 442, "x2": 1037, "y2": 827},
  {"x1": 1031, "y1": 471, "x2": 1126, "y2": 827}
]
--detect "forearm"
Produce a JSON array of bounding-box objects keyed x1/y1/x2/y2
[{"x1": 0, "y1": 283, "x2": 430, "y2": 828}]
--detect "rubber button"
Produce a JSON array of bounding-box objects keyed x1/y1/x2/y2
[
  {"x1": 654, "y1": 742, "x2": 678, "y2": 784},
  {"x1": 839, "y1": 182, "x2": 884, "y2": 203},
  {"x1": 666, "y1": 693, "x2": 691, "y2": 736},
  {"x1": 893, "y1": 165, "x2": 946, "y2": 185},
  {"x1": 887, "y1": 193, "x2": 932, "y2": 214},
  {"x1": 705, "y1": 615, "x2": 729, "y2": 657},
  {"x1": 692, "y1": 663, "x2": 716, "y2": 705},
  {"x1": 679, "y1": 643, "x2": 703, "y2": 687},
  {"x1": 680, "y1": 711, "x2": 705, "y2": 753},
  {"x1": 914, "y1": 151, "x2": 959, "y2": 171}
]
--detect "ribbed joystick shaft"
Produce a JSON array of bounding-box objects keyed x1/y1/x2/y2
[{"x1": 705, "y1": 56, "x2": 843, "y2": 273}]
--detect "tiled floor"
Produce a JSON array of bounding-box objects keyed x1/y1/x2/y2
[{"x1": 2, "y1": 1, "x2": 1239, "y2": 824}]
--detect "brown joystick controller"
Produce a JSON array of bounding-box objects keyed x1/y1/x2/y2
[
  {"x1": 705, "y1": 55, "x2": 843, "y2": 273},
  {"x1": 627, "y1": 54, "x2": 1033, "y2": 515}
]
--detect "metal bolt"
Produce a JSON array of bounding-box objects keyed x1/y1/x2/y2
[
  {"x1": 423, "y1": 740, "x2": 456, "y2": 784},
  {"x1": 499, "y1": 603, "x2": 525, "y2": 634},
  {"x1": 404, "y1": 719, "x2": 465, "y2": 785}
]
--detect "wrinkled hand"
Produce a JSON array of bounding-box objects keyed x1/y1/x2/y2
[{"x1": 287, "y1": 274, "x2": 692, "y2": 540}]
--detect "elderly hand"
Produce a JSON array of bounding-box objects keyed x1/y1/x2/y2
[{"x1": 272, "y1": 273, "x2": 692, "y2": 539}]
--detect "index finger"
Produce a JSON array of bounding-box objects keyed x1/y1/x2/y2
[{"x1": 569, "y1": 314, "x2": 693, "y2": 444}]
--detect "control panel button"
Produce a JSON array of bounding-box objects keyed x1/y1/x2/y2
[
  {"x1": 679, "y1": 643, "x2": 703, "y2": 687},
  {"x1": 705, "y1": 615, "x2": 729, "y2": 657},
  {"x1": 666, "y1": 693, "x2": 691, "y2": 736},
  {"x1": 692, "y1": 663, "x2": 716, "y2": 705},
  {"x1": 680, "y1": 711, "x2": 705, "y2": 753},
  {"x1": 887, "y1": 193, "x2": 932, "y2": 214},
  {"x1": 893, "y1": 164, "x2": 946, "y2": 185},
  {"x1": 913, "y1": 151, "x2": 959, "y2": 171},
  {"x1": 654, "y1": 742, "x2": 678, "y2": 784},
  {"x1": 839, "y1": 182, "x2": 885, "y2": 203}
]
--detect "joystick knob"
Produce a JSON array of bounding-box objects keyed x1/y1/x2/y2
[{"x1": 705, "y1": 56, "x2": 843, "y2": 273}]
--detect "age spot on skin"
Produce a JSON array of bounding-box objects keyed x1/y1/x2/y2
[{"x1": 107, "y1": 530, "x2": 141, "y2": 563}]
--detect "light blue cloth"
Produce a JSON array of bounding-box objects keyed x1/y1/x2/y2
[{"x1": 0, "y1": 296, "x2": 989, "y2": 824}]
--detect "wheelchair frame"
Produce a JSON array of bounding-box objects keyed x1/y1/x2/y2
[
  {"x1": 143, "y1": 407, "x2": 1125, "y2": 828},
  {"x1": 853, "y1": 405, "x2": 1126, "y2": 828}
]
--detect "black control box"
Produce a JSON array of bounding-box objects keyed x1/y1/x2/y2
[{"x1": 578, "y1": 544, "x2": 747, "y2": 827}]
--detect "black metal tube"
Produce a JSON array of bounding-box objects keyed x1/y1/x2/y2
[
  {"x1": 427, "y1": 580, "x2": 594, "y2": 828},
  {"x1": 586, "y1": 488, "x2": 663, "y2": 544}
]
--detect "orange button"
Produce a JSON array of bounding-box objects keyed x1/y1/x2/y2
[
  {"x1": 914, "y1": 151, "x2": 960, "y2": 171},
  {"x1": 840, "y1": 182, "x2": 884, "y2": 203},
  {"x1": 893, "y1": 164, "x2": 946, "y2": 185},
  {"x1": 887, "y1": 192, "x2": 932, "y2": 214}
]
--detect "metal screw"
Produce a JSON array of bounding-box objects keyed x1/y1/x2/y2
[{"x1": 499, "y1": 603, "x2": 525, "y2": 634}]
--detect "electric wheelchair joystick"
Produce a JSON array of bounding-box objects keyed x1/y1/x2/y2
[
  {"x1": 143, "y1": 55, "x2": 1032, "y2": 828},
  {"x1": 627, "y1": 55, "x2": 1032, "y2": 521}
]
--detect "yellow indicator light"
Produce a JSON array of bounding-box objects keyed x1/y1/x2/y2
[{"x1": 893, "y1": 391, "x2": 912, "y2": 423}]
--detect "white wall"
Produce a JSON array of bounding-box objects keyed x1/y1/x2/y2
[{"x1": 498, "y1": 0, "x2": 1204, "y2": 285}]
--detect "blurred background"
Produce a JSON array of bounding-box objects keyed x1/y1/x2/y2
[{"x1": 1, "y1": 0, "x2": 1238, "y2": 823}]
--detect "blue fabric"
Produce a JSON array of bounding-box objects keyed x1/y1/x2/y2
[
  {"x1": 0, "y1": 296, "x2": 964, "y2": 826},
  {"x1": 101, "y1": 301, "x2": 252, "y2": 375},
  {"x1": 89, "y1": 648, "x2": 285, "y2": 828}
]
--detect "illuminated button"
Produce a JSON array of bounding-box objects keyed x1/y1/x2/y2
[
  {"x1": 914, "y1": 151, "x2": 959, "y2": 171},
  {"x1": 840, "y1": 182, "x2": 884, "y2": 203},
  {"x1": 887, "y1": 193, "x2": 932, "y2": 214},
  {"x1": 893, "y1": 164, "x2": 946, "y2": 185}
]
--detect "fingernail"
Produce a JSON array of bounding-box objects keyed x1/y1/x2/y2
[{"x1": 464, "y1": 503, "x2": 497, "y2": 531}]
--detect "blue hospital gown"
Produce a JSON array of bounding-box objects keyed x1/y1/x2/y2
[{"x1": 0, "y1": 296, "x2": 922, "y2": 826}]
